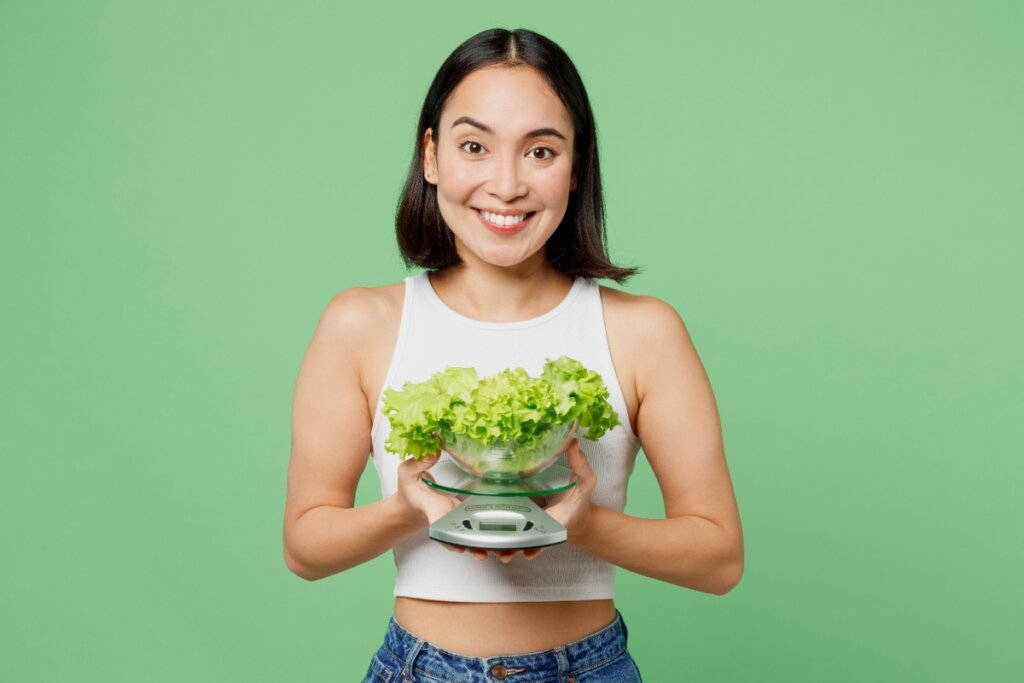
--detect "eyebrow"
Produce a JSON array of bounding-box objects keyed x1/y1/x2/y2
[{"x1": 450, "y1": 115, "x2": 567, "y2": 141}]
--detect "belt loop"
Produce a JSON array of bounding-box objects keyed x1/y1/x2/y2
[
  {"x1": 400, "y1": 636, "x2": 426, "y2": 682},
  {"x1": 617, "y1": 609, "x2": 629, "y2": 646},
  {"x1": 553, "y1": 644, "x2": 572, "y2": 681}
]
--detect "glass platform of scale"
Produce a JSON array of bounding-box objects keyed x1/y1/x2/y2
[{"x1": 421, "y1": 458, "x2": 577, "y2": 550}]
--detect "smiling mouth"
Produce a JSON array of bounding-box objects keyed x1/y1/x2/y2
[{"x1": 475, "y1": 209, "x2": 537, "y2": 229}]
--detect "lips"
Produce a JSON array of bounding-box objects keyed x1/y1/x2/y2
[{"x1": 474, "y1": 209, "x2": 536, "y2": 234}]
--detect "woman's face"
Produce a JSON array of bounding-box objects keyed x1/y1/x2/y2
[{"x1": 422, "y1": 65, "x2": 577, "y2": 271}]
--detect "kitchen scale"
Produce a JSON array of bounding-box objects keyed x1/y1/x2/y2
[{"x1": 421, "y1": 420, "x2": 579, "y2": 550}]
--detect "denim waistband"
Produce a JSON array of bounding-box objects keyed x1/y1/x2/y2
[{"x1": 382, "y1": 609, "x2": 629, "y2": 680}]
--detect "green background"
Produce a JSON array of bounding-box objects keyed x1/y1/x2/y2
[{"x1": 2, "y1": 1, "x2": 1021, "y2": 680}]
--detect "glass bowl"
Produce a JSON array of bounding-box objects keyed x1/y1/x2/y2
[{"x1": 438, "y1": 419, "x2": 579, "y2": 483}]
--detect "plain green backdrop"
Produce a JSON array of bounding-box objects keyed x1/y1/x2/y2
[{"x1": 1, "y1": 1, "x2": 1021, "y2": 681}]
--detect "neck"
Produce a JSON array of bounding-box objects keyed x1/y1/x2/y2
[{"x1": 428, "y1": 262, "x2": 575, "y2": 323}]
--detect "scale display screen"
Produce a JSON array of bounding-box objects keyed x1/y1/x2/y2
[{"x1": 478, "y1": 522, "x2": 518, "y2": 532}]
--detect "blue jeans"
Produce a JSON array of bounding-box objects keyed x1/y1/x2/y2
[{"x1": 361, "y1": 609, "x2": 642, "y2": 682}]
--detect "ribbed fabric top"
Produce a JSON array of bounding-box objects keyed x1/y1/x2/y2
[{"x1": 369, "y1": 271, "x2": 642, "y2": 602}]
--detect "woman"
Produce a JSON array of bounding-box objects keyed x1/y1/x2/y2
[{"x1": 283, "y1": 28, "x2": 743, "y2": 681}]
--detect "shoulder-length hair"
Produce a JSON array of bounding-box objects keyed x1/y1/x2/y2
[{"x1": 394, "y1": 28, "x2": 640, "y2": 284}]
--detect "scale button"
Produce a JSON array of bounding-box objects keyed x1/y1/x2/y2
[
  {"x1": 523, "y1": 521, "x2": 534, "y2": 531},
  {"x1": 462, "y1": 520, "x2": 473, "y2": 530}
]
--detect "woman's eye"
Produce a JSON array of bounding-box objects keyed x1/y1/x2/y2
[
  {"x1": 460, "y1": 141, "x2": 484, "y2": 154},
  {"x1": 530, "y1": 147, "x2": 555, "y2": 160}
]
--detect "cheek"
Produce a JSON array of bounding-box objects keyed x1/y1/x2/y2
[
  {"x1": 537, "y1": 160, "x2": 574, "y2": 200},
  {"x1": 540, "y1": 175, "x2": 573, "y2": 205},
  {"x1": 439, "y1": 166, "x2": 476, "y2": 198}
]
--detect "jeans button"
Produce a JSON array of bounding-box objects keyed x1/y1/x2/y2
[{"x1": 491, "y1": 663, "x2": 508, "y2": 679}]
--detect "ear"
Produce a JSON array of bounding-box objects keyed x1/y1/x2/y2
[
  {"x1": 570, "y1": 172, "x2": 577, "y2": 192},
  {"x1": 422, "y1": 128, "x2": 437, "y2": 185}
]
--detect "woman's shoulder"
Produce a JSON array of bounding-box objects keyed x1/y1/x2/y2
[
  {"x1": 597, "y1": 283, "x2": 685, "y2": 328},
  {"x1": 318, "y1": 280, "x2": 406, "y2": 342},
  {"x1": 597, "y1": 284, "x2": 696, "y2": 394},
  {"x1": 332, "y1": 280, "x2": 406, "y2": 307}
]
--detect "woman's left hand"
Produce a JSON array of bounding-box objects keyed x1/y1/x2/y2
[
  {"x1": 542, "y1": 438, "x2": 597, "y2": 544},
  {"x1": 441, "y1": 438, "x2": 596, "y2": 562}
]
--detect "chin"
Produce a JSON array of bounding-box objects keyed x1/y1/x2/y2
[
  {"x1": 459, "y1": 244, "x2": 527, "y2": 268},
  {"x1": 485, "y1": 250, "x2": 536, "y2": 268}
]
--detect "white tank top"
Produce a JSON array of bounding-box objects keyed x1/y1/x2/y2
[{"x1": 369, "y1": 270, "x2": 642, "y2": 602}]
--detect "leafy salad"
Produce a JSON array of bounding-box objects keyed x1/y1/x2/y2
[{"x1": 382, "y1": 356, "x2": 621, "y2": 460}]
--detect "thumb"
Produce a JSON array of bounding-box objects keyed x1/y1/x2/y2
[
  {"x1": 566, "y1": 439, "x2": 594, "y2": 479},
  {"x1": 401, "y1": 451, "x2": 440, "y2": 477}
]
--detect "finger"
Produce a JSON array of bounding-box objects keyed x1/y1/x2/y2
[
  {"x1": 566, "y1": 439, "x2": 595, "y2": 482},
  {"x1": 401, "y1": 455, "x2": 442, "y2": 486},
  {"x1": 545, "y1": 488, "x2": 567, "y2": 507},
  {"x1": 400, "y1": 452, "x2": 440, "y2": 476},
  {"x1": 523, "y1": 548, "x2": 545, "y2": 560}
]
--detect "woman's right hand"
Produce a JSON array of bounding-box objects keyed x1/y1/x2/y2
[
  {"x1": 394, "y1": 451, "x2": 462, "y2": 526},
  {"x1": 394, "y1": 452, "x2": 546, "y2": 563}
]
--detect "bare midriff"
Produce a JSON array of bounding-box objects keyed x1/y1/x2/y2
[{"x1": 393, "y1": 596, "x2": 617, "y2": 657}]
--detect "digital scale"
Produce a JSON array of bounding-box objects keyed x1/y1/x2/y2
[{"x1": 421, "y1": 421, "x2": 579, "y2": 550}]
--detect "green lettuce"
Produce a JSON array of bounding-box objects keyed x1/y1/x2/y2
[{"x1": 382, "y1": 356, "x2": 621, "y2": 459}]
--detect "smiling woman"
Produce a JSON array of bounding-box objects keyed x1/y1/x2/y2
[
  {"x1": 283, "y1": 27, "x2": 742, "y2": 683},
  {"x1": 419, "y1": 65, "x2": 576, "y2": 270},
  {"x1": 394, "y1": 34, "x2": 634, "y2": 285}
]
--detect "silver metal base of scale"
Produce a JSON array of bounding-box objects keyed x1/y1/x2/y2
[
  {"x1": 423, "y1": 460, "x2": 575, "y2": 550},
  {"x1": 428, "y1": 495, "x2": 567, "y2": 550}
]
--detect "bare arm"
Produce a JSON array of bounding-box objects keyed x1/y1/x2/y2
[
  {"x1": 571, "y1": 503, "x2": 741, "y2": 595},
  {"x1": 548, "y1": 297, "x2": 744, "y2": 594},
  {"x1": 282, "y1": 289, "x2": 454, "y2": 581}
]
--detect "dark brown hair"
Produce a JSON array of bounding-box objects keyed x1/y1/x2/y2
[{"x1": 394, "y1": 28, "x2": 640, "y2": 284}]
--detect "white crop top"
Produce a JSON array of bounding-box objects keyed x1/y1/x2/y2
[{"x1": 369, "y1": 270, "x2": 642, "y2": 602}]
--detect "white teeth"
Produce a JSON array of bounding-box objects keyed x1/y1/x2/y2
[{"x1": 481, "y1": 210, "x2": 528, "y2": 227}]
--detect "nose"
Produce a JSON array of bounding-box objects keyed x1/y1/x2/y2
[{"x1": 488, "y1": 154, "x2": 528, "y2": 202}]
